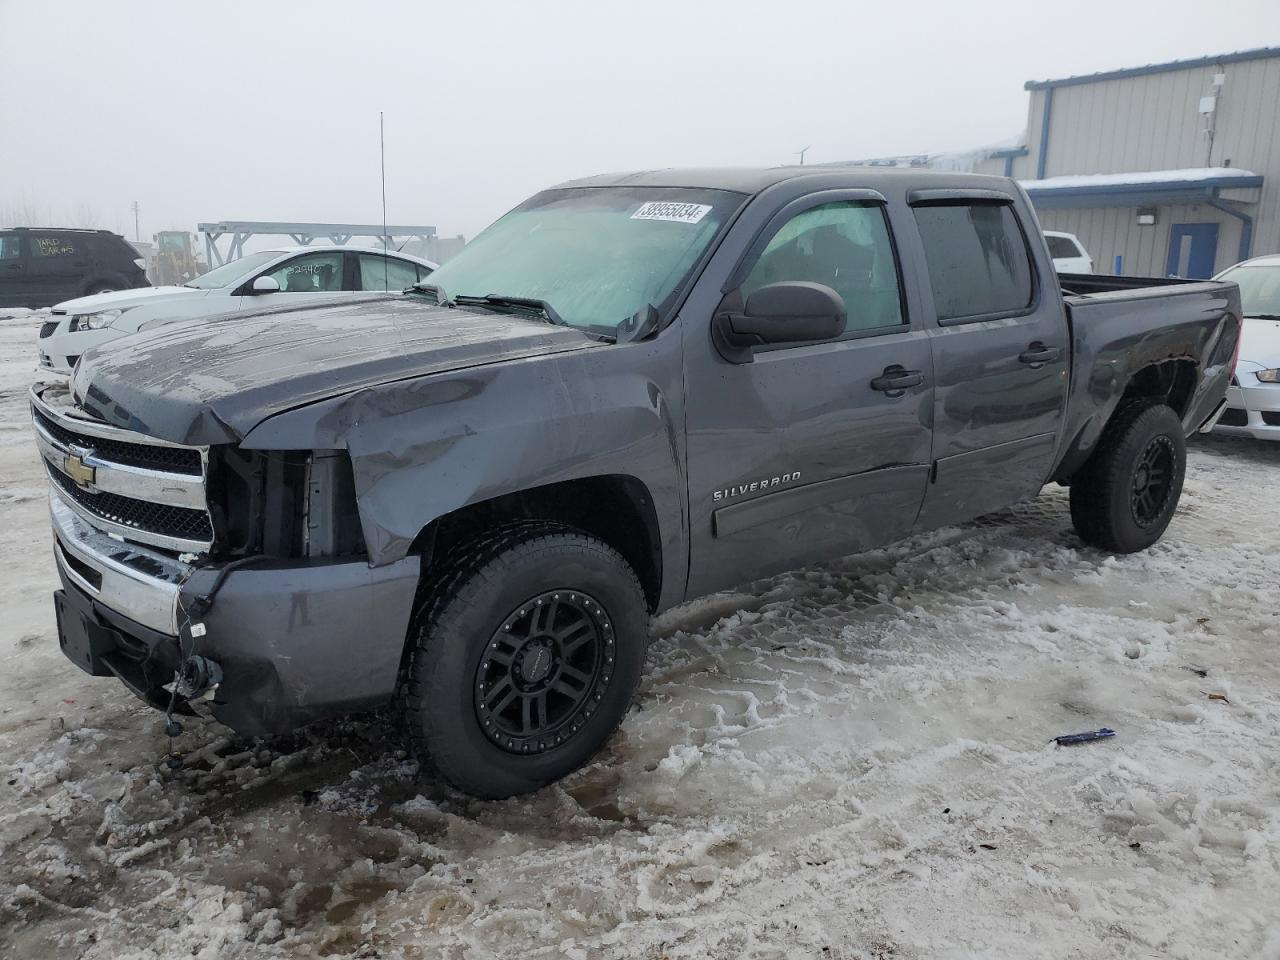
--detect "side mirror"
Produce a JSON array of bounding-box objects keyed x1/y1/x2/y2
[
  {"x1": 713, "y1": 281, "x2": 846, "y2": 363},
  {"x1": 250, "y1": 275, "x2": 280, "y2": 294}
]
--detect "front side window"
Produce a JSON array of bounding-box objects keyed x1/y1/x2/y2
[
  {"x1": 0, "y1": 234, "x2": 18, "y2": 261},
  {"x1": 263, "y1": 251, "x2": 345, "y2": 293},
  {"x1": 30, "y1": 235, "x2": 80, "y2": 258},
  {"x1": 742, "y1": 201, "x2": 904, "y2": 335},
  {"x1": 359, "y1": 254, "x2": 421, "y2": 291},
  {"x1": 418, "y1": 186, "x2": 742, "y2": 333},
  {"x1": 914, "y1": 202, "x2": 1034, "y2": 321}
]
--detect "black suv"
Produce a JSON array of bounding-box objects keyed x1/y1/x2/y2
[{"x1": 0, "y1": 228, "x2": 149, "y2": 308}]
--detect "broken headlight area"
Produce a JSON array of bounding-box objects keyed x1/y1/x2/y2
[{"x1": 206, "y1": 448, "x2": 366, "y2": 560}]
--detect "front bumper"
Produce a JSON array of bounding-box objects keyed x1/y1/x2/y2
[
  {"x1": 1212, "y1": 381, "x2": 1280, "y2": 441},
  {"x1": 50, "y1": 493, "x2": 422, "y2": 736},
  {"x1": 39, "y1": 321, "x2": 121, "y2": 375}
]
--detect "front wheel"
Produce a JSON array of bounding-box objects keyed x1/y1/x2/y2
[
  {"x1": 403, "y1": 523, "x2": 648, "y2": 799},
  {"x1": 1069, "y1": 402, "x2": 1186, "y2": 553}
]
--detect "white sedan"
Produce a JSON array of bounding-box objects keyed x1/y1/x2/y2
[
  {"x1": 1213, "y1": 253, "x2": 1280, "y2": 440},
  {"x1": 36, "y1": 245, "x2": 436, "y2": 375}
]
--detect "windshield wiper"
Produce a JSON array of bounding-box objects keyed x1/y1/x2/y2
[
  {"x1": 1248, "y1": 313, "x2": 1280, "y2": 321},
  {"x1": 454, "y1": 293, "x2": 567, "y2": 328}
]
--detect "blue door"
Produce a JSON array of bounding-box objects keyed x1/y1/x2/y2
[{"x1": 1166, "y1": 223, "x2": 1219, "y2": 279}]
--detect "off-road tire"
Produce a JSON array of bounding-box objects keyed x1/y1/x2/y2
[
  {"x1": 1069, "y1": 401, "x2": 1186, "y2": 554},
  {"x1": 403, "y1": 522, "x2": 647, "y2": 799}
]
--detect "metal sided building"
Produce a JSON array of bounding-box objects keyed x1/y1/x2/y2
[{"x1": 999, "y1": 47, "x2": 1280, "y2": 278}]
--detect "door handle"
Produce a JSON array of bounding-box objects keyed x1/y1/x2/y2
[
  {"x1": 1019, "y1": 342, "x2": 1062, "y2": 367},
  {"x1": 869, "y1": 365, "x2": 924, "y2": 396}
]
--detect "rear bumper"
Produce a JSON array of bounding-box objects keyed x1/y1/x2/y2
[
  {"x1": 1212, "y1": 382, "x2": 1280, "y2": 441},
  {"x1": 50, "y1": 494, "x2": 421, "y2": 736}
]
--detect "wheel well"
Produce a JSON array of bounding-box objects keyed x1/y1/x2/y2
[
  {"x1": 80, "y1": 272, "x2": 123, "y2": 295},
  {"x1": 1119, "y1": 359, "x2": 1198, "y2": 419},
  {"x1": 413, "y1": 475, "x2": 663, "y2": 612}
]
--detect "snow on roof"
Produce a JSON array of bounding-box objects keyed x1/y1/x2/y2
[{"x1": 1020, "y1": 167, "x2": 1261, "y2": 191}]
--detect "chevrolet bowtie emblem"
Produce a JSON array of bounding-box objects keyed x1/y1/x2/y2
[{"x1": 63, "y1": 447, "x2": 97, "y2": 489}]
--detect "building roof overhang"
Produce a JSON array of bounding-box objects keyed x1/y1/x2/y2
[{"x1": 1020, "y1": 168, "x2": 1263, "y2": 209}]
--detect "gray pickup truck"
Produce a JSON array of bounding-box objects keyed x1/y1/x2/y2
[{"x1": 33, "y1": 167, "x2": 1240, "y2": 798}]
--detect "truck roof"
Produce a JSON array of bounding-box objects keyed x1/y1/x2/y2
[{"x1": 554, "y1": 165, "x2": 1013, "y2": 196}]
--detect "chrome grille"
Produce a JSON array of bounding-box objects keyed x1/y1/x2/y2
[
  {"x1": 45, "y1": 463, "x2": 214, "y2": 543},
  {"x1": 31, "y1": 385, "x2": 213, "y2": 554},
  {"x1": 32, "y1": 407, "x2": 202, "y2": 475}
]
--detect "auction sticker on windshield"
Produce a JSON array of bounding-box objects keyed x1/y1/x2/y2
[{"x1": 630, "y1": 201, "x2": 713, "y2": 224}]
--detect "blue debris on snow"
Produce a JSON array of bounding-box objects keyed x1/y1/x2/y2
[{"x1": 1053, "y1": 727, "x2": 1116, "y2": 746}]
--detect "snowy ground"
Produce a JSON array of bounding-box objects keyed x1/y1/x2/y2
[{"x1": 1, "y1": 309, "x2": 1278, "y2": 959}]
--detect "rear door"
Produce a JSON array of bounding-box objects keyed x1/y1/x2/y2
[
  {"x1": 26, "y1": 232, "x2": 88, "y2": 302},
  {"x1": 910, "y1": 190, "x2": 1070, "y2": 530},
  {"x1": 683, "y1": 189, "x2": 934, "y2": 597}
]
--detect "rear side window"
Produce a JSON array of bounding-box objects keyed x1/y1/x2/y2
[
  {"x1": 358, "y1": 254, "x2": 421, "y2": 291},
  {"x1": 1046, "y1": 235, "x2": 1081, "y2": 259},
  {"x1": 0, "y1": 234, "x2": 18, "y2": 261},
  {"x1": 913, "y1": 202, "x2": 1033, "y2": 321},
  {"x1": 30, "y1": 235, "x2": 81, "y2": 259}
]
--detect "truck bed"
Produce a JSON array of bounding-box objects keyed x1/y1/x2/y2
[
  {"x1": 1057, "y1": 272, "x2": 1198, "y2": 297},
  {"x1": 1051, "y1": 274, "x2": 1240, "y2": 482}
]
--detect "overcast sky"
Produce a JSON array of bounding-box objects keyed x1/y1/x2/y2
[{"x1": 1, "y1": 0, "x2": 1276, "y2": 244}]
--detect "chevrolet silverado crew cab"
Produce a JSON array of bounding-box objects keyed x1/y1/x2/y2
[{"x1": 33, "y1": 167, "x2": 1241, "y2": 799}]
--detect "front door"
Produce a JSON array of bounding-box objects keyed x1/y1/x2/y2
[
  {"x1": 911, "y1": 195, "x2": 1070, "y2": 530},
  {"x1": 249, "y1": 250, "x2": 351, "y2": 306},
  {"x1": 683, "y1": 193, "x2": 934, "y2": 597},
  {"x1": 1166, "y1": 223, "x2": 1219, "y2": 279},
  {"x1": 0, "y1": 233, "x2": 24, "y2": 306}
]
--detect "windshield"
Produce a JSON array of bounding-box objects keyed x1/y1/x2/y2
[
  {"x1": 184, "y1": 251, "x2": 283, "y2": 289},
  {"x1": 1219, "y1": 263, "x2": 1280, "y2": 318},
  {"x1": 419, "y1": 187, "x2": 743, "y2": 332}
]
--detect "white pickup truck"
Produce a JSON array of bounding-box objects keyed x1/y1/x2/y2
[{"x1": 37, "y1": 245, "x2": 437, "y2": 374}]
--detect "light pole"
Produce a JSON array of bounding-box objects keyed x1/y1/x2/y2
[{"x1": 130, "y1": 201, "x2": 140, "y2": 241}]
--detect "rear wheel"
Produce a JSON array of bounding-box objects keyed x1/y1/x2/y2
[
  {"x1": 1069, "y1": 402, "x2": 1186, "y2": 553},
  {"x1": 82, "y1": 274, "x2": 125, "y2": 297},
  {"x1": 403, "y1": 523, "x2": 648, "y2": 799}
]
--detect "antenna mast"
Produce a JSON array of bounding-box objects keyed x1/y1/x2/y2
[{"x1": 380, "y1": 111, "x2": 388, "y2": 291}]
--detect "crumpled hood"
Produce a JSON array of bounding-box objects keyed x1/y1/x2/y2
[
  {"x1": 71, "y1": 296, "x2": 604, "y2": 445},
  {"x1": 54, "y1": 285, "x2": 209, "y2": 313}
]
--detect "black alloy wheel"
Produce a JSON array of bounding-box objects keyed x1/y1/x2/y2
[
  {"x1": 475, "y1": 589, "x2": 615, "y2": 755},
  {"x1": 1130, "y1": 435, "x2": 1176, "y2": 528}
]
